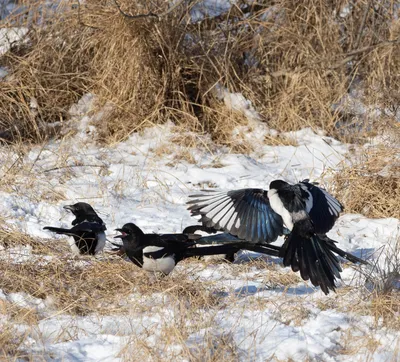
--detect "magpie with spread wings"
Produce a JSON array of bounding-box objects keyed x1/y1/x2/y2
[{"x1": 187, "y1": 180, "x2": 368, "y2": 294}]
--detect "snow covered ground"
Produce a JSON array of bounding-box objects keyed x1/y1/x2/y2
[{"x1": 0, "y1": 93, "x2": 399, "y2": 361}]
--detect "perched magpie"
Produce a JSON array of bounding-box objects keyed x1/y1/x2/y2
[
  {"x1": 113, "y1": 223, "x2": 281, "y2": 275},
  {"x1": 43, "y1": 202, "x2": 106, "y2": 255},
  {"x1": 187, "y1": 180, "x2": 368, "y2": 294}
]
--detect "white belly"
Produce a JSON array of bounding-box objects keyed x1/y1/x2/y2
[
  {"x1": 268, "y1": 189, "x2": 294, "y2": 230},
  {"x1": 143, "y1": 255, "x2": 176, "y2": 275},
  {"x1": 69, "y1": 239, "x2": 81, "y2": 255},
  {"x1": 94, "y1": 232, "x2": 106, "y2": 254},
  {"x1": 142, "y1": 246, "x2": 176, "y2": 275}
]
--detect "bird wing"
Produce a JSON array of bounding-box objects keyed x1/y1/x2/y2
[
  {"x1": 300, "y1": 181, "x2": 343, "y2": 234},
  {"x1": 71, "y1": 222, "x2": 106, "y2": 233},
  {"x1": 72, "y1": 215, "x2": 106, "y2": 229},
  {"x1": 187, "y1": 189, "x2": 284, "y2": 243}
]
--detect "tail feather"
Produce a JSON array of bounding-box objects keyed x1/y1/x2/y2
[
  {"x1": 196, "y1": 233, "x2": 282, "y2": 255},
  {"x1": 185, "y1": 241, "x2": 281, "y2": 259},
  {"x1": 183, "y1": 244, "x2": 241, "y2": 258},
  {"x1": 43, "y1": 226, "x2": 73, "y2": 235},
  {"x1": 280, "y1": 226, "x2": 340, "y2": 294},
  {"x1": 238, "y1": 243, "x2": 281, "y2": 257},
  {"x1": 322, "y1": 237, "x2": 369, "y2": 265}
]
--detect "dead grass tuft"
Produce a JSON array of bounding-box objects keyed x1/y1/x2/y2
[
  {"x1": 338, "y1": 329, "x2": 381, "y2": 357},
  {"x1": 1, "y1": 0, "x2": 398, "y2": 145},
  {"x1": 192, "y1": 332, "x2": 241, "y2": 362},
  {"x1": 346, "y1": 235, "x2": 400, "y2": 331},
  {"x1": 275, "y1": 303, "x2": 311, "y2": 327},
  {"x1": 0, "y1": 255, "x2": 140, "y2": 315},
  {"x1": 132, "y1": 269, "x2": 224, "y2": 310},
  {"x1": 332, "y1": 146, "x2": 400, "y2": 218},
  {"x1": 366, "y1": 292, "x2": 400, "y2": 330},
  {"x1": 0, "y1": 223, "x2": 68, "y2": 254},
  {"x1": 0, "y1": 323, "x2": 26, "y2": 359}
]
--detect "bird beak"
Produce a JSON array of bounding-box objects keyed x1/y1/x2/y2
[
  {"x1": 114, "y1": 228, "x2": 126, "y2": 238},
  {"x1": 63, "y1": 205, "x2": 74, "y2": 212}
]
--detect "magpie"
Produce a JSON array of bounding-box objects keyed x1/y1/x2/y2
[
  {"x1": 113, "y1": 223, "x2": 281, "y2": 275},
  {"x1": 43, "y1": 202, "x2": 106, "y2": 255},
  {"x1": 187, "y1": 180, "x2": 368, "y2": 294}
]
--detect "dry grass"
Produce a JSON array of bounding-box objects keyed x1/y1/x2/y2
[
  {"x1": 0, "y1": 223, "x2": 69, "y2": 254},
  {"x1": 339, "y1": 235, "x2": 400, "y2": 332},
  {"x1": 332, "y1": 146, "x2": 400, "y2": 218},
  {"x1": 0, "y1": 255, "x2": 139, "y2": 315},
  {"x1": 0, "y1": 228, "x2": 399, "y2": 360},
  {"x1": 0, "y1": 323, "x2": 26, "y2": 359},
  {"x1": 0, "y1": 0, "x2": 398, "y2": 145}
]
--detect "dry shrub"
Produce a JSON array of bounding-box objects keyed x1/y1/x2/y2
[
  {"x1": 0, "y1": 0, "x2": 397, "y2": 146},
  {"x1": 0, "y1": 1, "x2": 94, "y2": 142},
  {"x1": 246, "y1": 0, "x2": 400, "y2": 141},
  {"x1": 332, "y1": 146, "x2": 400, "y2": 218}
]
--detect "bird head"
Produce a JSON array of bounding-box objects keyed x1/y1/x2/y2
[
  {"x1": 269, "y1": 179, "x2": 288, "y2": 190},
  {"x1": 114, "y1": 223, "x2": 144, "y2": 241},
  {"x1": 64, "y1": 202, "x2": 96, "y2": 216},
  {"x1": 64, "y1": 202, "x2": 104, "y2": 226}
]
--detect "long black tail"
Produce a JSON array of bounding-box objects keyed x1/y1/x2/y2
[
  {"x1": 43, "y1": 226, "x2": 73, "y2": 235},
  {"x1": 196, "y1": 233, "x2": 282, "y2": 253},
  {"x1": 183, "y1": 244, "x2": 241, "y2": 258},
  {"x1": 185, "y1": 241, "x2": 281, "y2": 259},
  {"x1": 280, "y1": 225, "x2": 342, "y2": 295},
  {"x1": 320, "y1": 235, "x2": 370, "y2": 265}
]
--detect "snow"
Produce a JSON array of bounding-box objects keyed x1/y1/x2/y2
[
  {"x1": 0, "y1": 27, "x2": 28, "y2": 55},
  {"x1": 0, "y1": 90, "x2": 399, "y2": 360},
  {"x1": 190, "y1": 0, "x2": 235, "y2": 23}
]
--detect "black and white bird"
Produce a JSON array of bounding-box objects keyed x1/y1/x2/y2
[
  {"x1": 113, "y1": 223, "x2": 281, "y2": 275},
  {"x1": 188, "y1": 180, "x2": 368, "y2": 294},
  {"x1": 44, "y1": 202, "x2": 106, "y2": 255}
]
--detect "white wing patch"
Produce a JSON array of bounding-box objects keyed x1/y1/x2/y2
[
  {"x1": 320, "y1": 188, "x2": 343, "y2": 216},
  {"x1": 268, "y1": 189, "x2": 294, "y2": 230},
  {"x1": 189, "y1": 191, "x2": 241, "y2": 230},
  {"x1": 300, "y1": 186, "x2": 314, "y2": 213},
  {"x1": 143, "y1": 246, "x2": 164, "y2": 253}
]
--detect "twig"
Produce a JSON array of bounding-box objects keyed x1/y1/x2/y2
[
  {"x1": 354, "y1": 0, "x2": 373, "y2": 50},
  {"x1": 328, "y1": 37, "x2": 400, "y2": 71},
  {"x1": 43, "y1": 164, "x2": 106, "y2": 173}
]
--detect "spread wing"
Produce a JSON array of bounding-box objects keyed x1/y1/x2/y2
[
  {"x1": 187, "y1": 189, "x2": 284, "y2": 243},
  {"x1": 301, "y1": 181, "x2": 343, "y2": 234}
]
